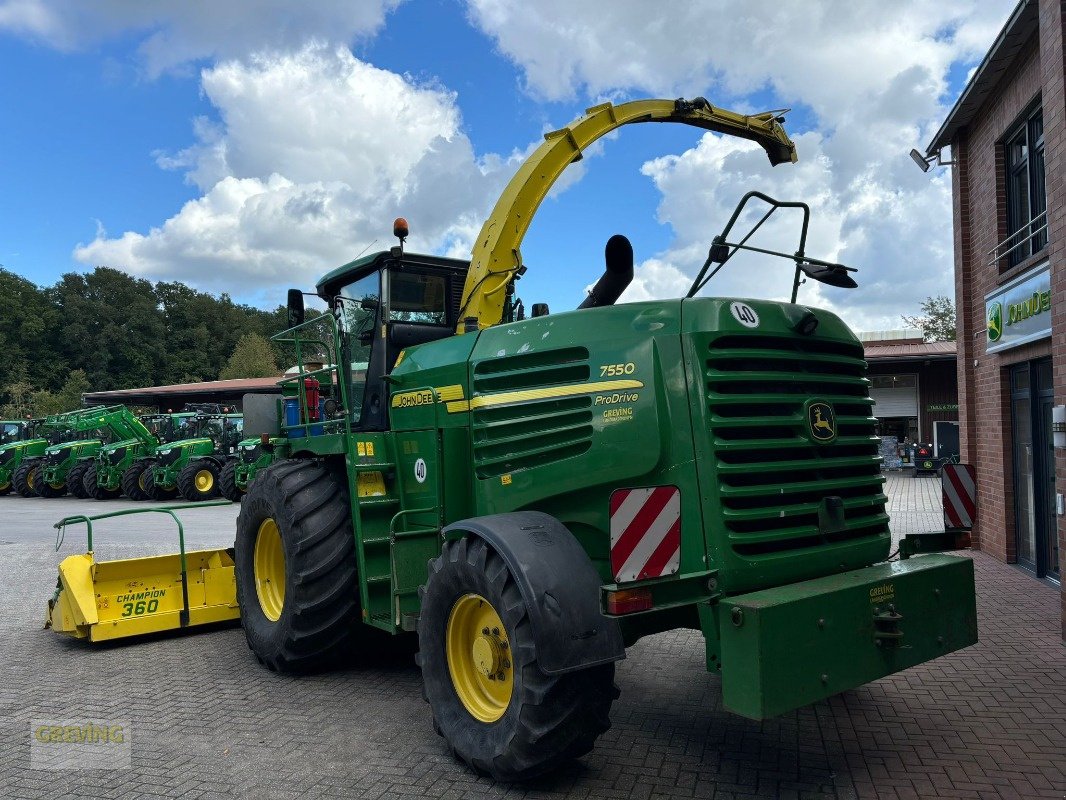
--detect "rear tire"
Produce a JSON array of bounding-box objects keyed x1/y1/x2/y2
[
  {"x1": 84, "y1": 464, "x2": 121, "y2": 500},
  {"x1": 13, "y1": 460, "x2": 39, "y2": 497},
  {"x1": 121, "y1": 462, "x2": 151, "y2": 501},
  {"x1": 66, "y1": 462, "x2": 91, "y2": 499},
  {"x1": 417, "y1": 536, "x2": 618, "y2": 781},
  {"x1": 220, "y1": 460, "x2": 243, "y2": 502},
  {"x1": 178, "y1": 459, "x2": 220, "y2": 501},
  {"x1": 234, "y1": 459, "x2": 362, "y2": 673}
]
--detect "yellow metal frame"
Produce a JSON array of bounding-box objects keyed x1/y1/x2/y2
[
  {"x1": 457, "y1": 98, "x2": 797, "y2": 331},
  {"x1": 45, "y1": 503, "x2": 240, "y2": 642}
]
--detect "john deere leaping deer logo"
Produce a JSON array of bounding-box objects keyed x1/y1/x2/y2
[
  {"x1": 807, "y1": 401, "x2": 836, "y2": 442},
  {"x1": 987, "y1": 302, "x2": 1003, "y2": 342}
]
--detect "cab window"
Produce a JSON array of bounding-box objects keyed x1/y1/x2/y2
[{"x1": 389, "y1": 272, "x2": 447, "y2": 325}]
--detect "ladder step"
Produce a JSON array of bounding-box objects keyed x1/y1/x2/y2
[
  {"x1": 361, "y1": 536, "x2": 390, "y2": 545},
  {"x1": 366, "y1": 574, "x2": 391, "y2": 584},
  {"x1": 359, "y1": 497, "x2": 400, "y2": 508},
  {"x1": 354, "y1": 462, "x2": 394, "y2": 471}
]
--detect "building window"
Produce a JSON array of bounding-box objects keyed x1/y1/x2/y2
[{"x1": 1003, "y1": 105, "x2": 1046, "y2": 268}]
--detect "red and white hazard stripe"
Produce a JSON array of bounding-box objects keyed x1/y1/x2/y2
[
  {"x1": 609, "y1": 486, "x2": 681, "y2": 583},
  {"x1": 942, "y1": 464, "x2": 976, "y2": 530}
]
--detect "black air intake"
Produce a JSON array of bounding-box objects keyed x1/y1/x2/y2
[{"x1": 577, "y1": 234, "x2": 633, "y2": 309}]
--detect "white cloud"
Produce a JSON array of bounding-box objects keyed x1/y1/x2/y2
[
  {"x1": 0, "y1": 0, "x2": 401, "y2": 75},
  {"x1": 74, "y1": 46, "x2": 517, "y2": 294},
  {"x1": 467, "y1": 0, "x2": 1016, "y2": 330}
]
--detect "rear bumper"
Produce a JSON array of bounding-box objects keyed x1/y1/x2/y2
[{"x1": 719, "y1": 553, "x2": 977, "y2": 719}]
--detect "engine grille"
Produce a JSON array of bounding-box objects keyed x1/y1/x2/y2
[
  {"x1": 0, "y1": 448, "x2": 15, "y2": 466},
  {"x1": 471, "y1": 347, "x2": 594, "y2": 478},
  {"x1": 706, "y1": 334, "x2": 888, "y2": 558},
  {"x1": 108, "y1": 447, "x2": 127, "y2": 466}
]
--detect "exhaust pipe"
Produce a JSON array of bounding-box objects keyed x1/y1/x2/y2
[{"x1": 577, "y1": 235, "x2": 633, "y2": 309}]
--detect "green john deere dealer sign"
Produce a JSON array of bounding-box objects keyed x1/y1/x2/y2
[{"x1": 985, "y1": 261, "x2": 1051, "y2": 353}]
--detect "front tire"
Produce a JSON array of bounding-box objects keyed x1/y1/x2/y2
[
  {"x1": 121, "y1": 462, "x2": 151, "y2": 501},
  {"x1": 35, "y1": 469, "x2": 67, "y2": 498},
  {"x1": 220, "y1": 460, "x2": 243, "y2": 502},
  {"x1": 84, "y1": 464, "x2": 121, "y2": 500},
  {"x1": 234, "y1": 459, "x2": 362, "y2": 673},
  {"x1": 417, "y1": 536, "x2": 618, "y2": 781},
  {"x1": 178, "y1": 459, "x2": 220, "y2": 501},
  {"x1": 66, "y1": 462, "x2": 91, "y2": 499}
]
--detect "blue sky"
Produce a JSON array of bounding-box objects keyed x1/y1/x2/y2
[{"x1": 0, "y1": 0, "x2": 1016, "y2": 329}]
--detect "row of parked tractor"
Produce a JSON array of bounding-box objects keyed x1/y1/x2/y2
[{"x1": 0, "y1": 404, "x2": 275, "y2": 502}]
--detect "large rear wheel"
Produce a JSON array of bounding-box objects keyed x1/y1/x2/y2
[
  {"x1": 234, "y1": 459, "x2": 362, "y2": 673},
  {"x1": 13, "y1": 460, "x2": 39, "y2": 497},
  {"x1": 417, "y1": 536, "x2": 618, "y2": 781}
]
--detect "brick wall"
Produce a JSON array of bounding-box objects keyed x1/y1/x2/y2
[{"x1": 952, "y1": 0, "x2": 1066, "y2": 640}]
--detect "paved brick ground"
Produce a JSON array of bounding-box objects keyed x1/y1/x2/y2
[{"x1": 0, "y1": 479, "x2": 1063, "y2": 799}]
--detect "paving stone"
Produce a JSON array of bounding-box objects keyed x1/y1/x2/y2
[{"x1": 0, "y1": 483, "x2": 1063, "y2": 798}]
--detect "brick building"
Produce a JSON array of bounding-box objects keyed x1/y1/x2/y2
[{"x1": 924, "y1": 0, "x2": 1064, "y2": 638}]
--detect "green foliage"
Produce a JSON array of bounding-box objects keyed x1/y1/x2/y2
[
  {"x1": 901, "y1": 295, "x2": 956, "y2": 342},
  {"x1": 0, "y1": 266, "x2": 293, "y2": 412},
  {"x1": 220, "y1": 333, "x2": 279, "y2": 380}
]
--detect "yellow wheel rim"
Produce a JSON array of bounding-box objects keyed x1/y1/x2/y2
[
  {"x1": 138, "y1": 470, "x2": 150, "y2": 491},
  {"x1": 253, "y1": 518, "x2": 286, "y2": 622},
  {"x1": 194, "y1": 469, "x2": 214, "y2": 492},
  {"x1": 446, "y1": 594, "x2": 513, "y2": 723},
  {"x1": 27, "y1": 470, "x2": 36, "y2": 490}
]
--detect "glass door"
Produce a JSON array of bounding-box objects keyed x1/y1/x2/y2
[{"x1": 1012, "y1": 359, "x2": 1059, "y2": 583}]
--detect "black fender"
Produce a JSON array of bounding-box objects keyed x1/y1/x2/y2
[{"x1": 442, "y1": 511, "x2": 625, "y2": 675}]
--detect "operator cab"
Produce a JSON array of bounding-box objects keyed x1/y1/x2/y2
[{"x1": 313, "y1": 245, "x2": 472, "y2": 431}]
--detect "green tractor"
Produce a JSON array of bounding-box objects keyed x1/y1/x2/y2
[
  {"x1": 88, "y1": 411, "x2": 196, "y2": 500},
  {"x1": 147, "y1": 406, "x2": 244, "y2": 502},
  {"x1": 9, "y1": 413, "x2": 82, "y2": 497},
  {"x1": 221, "y1": 432, "x2": 282, "y2": 502},
  {"x1": 0, "y1": 419, "x2": 47, "y2": 495},
  {"x1": 28, "y1": 406, "x2": 147, "y2": 499}
]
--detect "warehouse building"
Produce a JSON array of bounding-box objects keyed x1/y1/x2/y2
[{"x1": 922, "y1": 0, "x2": 1063, "y2": 636}]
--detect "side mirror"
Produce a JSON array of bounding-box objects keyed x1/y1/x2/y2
[{"x1": 287, "y1": 289, "x2": 305, "y2": 327}]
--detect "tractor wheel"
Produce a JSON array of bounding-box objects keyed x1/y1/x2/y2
[
  {"x1": 83, "y1": 464, "x2": 121, "y2": 500},
  {"x1": 417, "y1": 536, "x2": 618, "y2": 781},
  {"x1": 35, "y1": 469, "x2": 67, "y2": 498},
  {"x1": 234, "y1": 459, "x2": 362, "y2": 673},
  {"x1": 178, "y1": 459, "x2": 220, "y2": 502},
  {"x1": 143, "y1": 466, "x2": 179, "y2": 501},
  {"x1": 0, "y1": 473, "x2": 11, "y2": 495},
  {"x1": 13, "y1": 460, "x2": 39, "y2": 497},
  {"x1": 66, "y1": 462, "x2": 91, "y2": 499},
  {"x1": 220, "y1": 460, "x2": 243, "y2": 502},
  {"x1": 121, "y1": 462, "x2": 151, "y2": 501}
]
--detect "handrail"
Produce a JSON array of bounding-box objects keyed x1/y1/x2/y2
[
  {"x1": 271, "y1": 314, "x2": 352, "y2": 440},
  {"x1": 987, "y1": 210, "x2": 1048, "y2": 267}
]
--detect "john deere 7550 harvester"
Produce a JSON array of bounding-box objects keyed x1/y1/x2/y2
[{"x1": 48, "y1": 99, "x2": 978, "y2": 781}]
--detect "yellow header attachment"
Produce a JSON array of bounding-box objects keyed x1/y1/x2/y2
[{"x1": 456, "y1": 97, "x2": 797, "y2": 332}]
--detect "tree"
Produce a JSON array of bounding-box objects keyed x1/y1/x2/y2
[
  {"x1": 901, "y1": 295, "x2": 956, "y2": 342},
  {"x1": 219, "y1": 334, "x2": 279, "y2": 380}
]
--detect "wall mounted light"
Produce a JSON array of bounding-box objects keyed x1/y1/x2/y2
[{"x1": 909, "y1": 147, "x2": 956, "y2": 172}]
